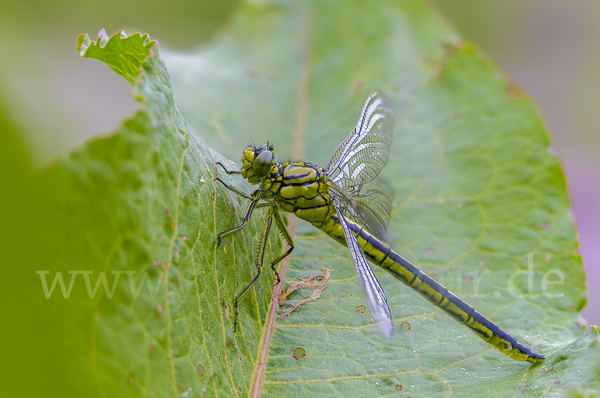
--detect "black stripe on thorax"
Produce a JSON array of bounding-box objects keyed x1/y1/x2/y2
[
  {"x1": 294, "y1": 204, "x2": 329, "y2": 212},
  {"x1": 281, "y1": 163, "x2": 323, "y2": 179},
  {"x1": 280, "y1": 180, "x2": 321, "y2": 188},
  {"x1": 282, "y1": 171, "x2": 314, "y2": 181}
]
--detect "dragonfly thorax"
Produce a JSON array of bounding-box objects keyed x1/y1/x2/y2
[{"x1": 241, "y1": 143, "x2": 275, "y2": 184}]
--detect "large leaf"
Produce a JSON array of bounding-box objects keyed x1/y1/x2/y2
[{"x1": 15, "y1": 0, "x2": 599, "y2": 397}]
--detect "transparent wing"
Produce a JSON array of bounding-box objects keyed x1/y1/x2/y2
[
  {"x1": 327, "y1": 91, "x2": 394, "y2": 189},
  {"x1": 327, "y1": 91, "x2": 394, "y2": 238},
  {"x1": 337, "y1": 210, "x2": 393, "y2": 339},
  {"x1": 330, "y1": 179, "x2": 392, "y2": 240}
]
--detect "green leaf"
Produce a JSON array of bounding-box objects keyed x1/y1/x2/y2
[
  {"x1": 77, "y1": 29, "x2": 156, "y2": 85},
  {"x1": 35, "y1": 28, "x2": 281, "y2": 397},
  {"x1": 21, "y1": 1, "x2": 600, "y2": 397}
]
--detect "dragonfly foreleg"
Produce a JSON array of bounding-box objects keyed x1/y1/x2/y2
[
  {"x1": 215, "y1": 161, "x2": 242, "y2": 175},
  {"x1": 233, "y1": 210, "x2": 274, "y2": 332},
  {"x1": 215, "y1": 199, "x2": 271, "y2": 246},
  {"x1": 213, "y1": 176, "x2": 252, "y2": 200}
]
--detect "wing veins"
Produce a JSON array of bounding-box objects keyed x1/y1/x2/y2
[{"x1": 337, "y1": 211, "x2": 393, "y2": 338}]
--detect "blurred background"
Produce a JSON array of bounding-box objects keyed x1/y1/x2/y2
[{"x1": 0, "y1": 0, "x2": 598, "y2": 325}]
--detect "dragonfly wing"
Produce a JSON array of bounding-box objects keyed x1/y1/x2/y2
[
  {"x1": 327, "y1": 91, "x2": 394, "y2": 189},
  {"x1": 330, "y1": 180, "x2": 392, "y2": 240},
  {"x1": 327, "y1": 91, "x2": 394, "y2": 238},
  {"x1": 338, "y1": 212, "x2": 394, "y2": 339}
]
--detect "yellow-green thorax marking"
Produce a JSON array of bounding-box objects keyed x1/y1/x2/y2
[{"x1": 241, "y1": 144, "x2": 338, "y2": 229}]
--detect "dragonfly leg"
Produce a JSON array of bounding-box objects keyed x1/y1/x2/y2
[
  {"x1": 269, "y1": 209, "x2": 295, "y2": 285},
  {"x1": 215, "y1": 161, "x2": 242, "y2": 175},
  {"x1": 215, "y1": 199, "x2": 270, "y2": 246},
  {"x1": 213, "y1": 177, "x2": 252, "y2": 200},
  {"x1": 233, "y1": 210, "x2": 274, "y2": 332}
]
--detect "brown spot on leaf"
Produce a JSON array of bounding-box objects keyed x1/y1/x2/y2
[
  {"x1": 293, "y1": 347, "x2": 306, "y2": 360},
  {"x1": 165, "y1": 209, "x2": 170, "y2": 217},
  {"x1": 355, "y1": 305, "x2": 367, "y2": 314},
  {"x1": 181, "y1": 235, "x2": 187, "y2": 242},
  {"x1": 156, "y1": 304, "x2": 164, "y2": 316},
  {"x1": 424, "y1": 247, "x2": 435, "y2": 254},
  {"x1": 196, "y1": 364, "x2": 206, "y2": 378},
  {"x1": 541, "y1": 221, "x2": 549, "y2": 229},
  {"x1": 401, "y1": 321, "x2": 411, "y2": 331},
  {"x1": 395, "y1": 384, "x2": 403, "y2": 392}
]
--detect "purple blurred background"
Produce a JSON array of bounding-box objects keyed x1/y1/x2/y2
[
  {"x1": 0, "y1": 0, "x2": 598, "y2": 326},
  {"x1": 430, "y1": 0, "x2": 600, "y2": 328}
]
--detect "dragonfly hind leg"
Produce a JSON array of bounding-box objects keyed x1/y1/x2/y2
[
  {"x1": 269, "y1": 210, "x2": 295, "y2": 285},
  {"x1": 230, "y1": 208, "x2": 296, "y2": 332},
  {"x1": 233, "y1": 210, "x2": 274, "y2": 332},
  {"x1": 214, "y1": 179, "x2": 295, "y2": 331}
]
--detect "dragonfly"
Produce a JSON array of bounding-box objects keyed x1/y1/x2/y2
[{"x1": 214, "y1": 91, "x2": 544, "y2": 364}]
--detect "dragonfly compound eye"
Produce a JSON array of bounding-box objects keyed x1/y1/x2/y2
[{"x1": 253, "y1": 150, "x2": 274, "y2": 179}]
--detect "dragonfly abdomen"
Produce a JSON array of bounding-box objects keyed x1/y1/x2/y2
[{"x1": 325, "y1": 215, "x2": 544, "y2": 364}]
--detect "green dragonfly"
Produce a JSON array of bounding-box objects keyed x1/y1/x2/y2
[{"x1": 214, "y1": 91, "x2": 544, "y2": 364}]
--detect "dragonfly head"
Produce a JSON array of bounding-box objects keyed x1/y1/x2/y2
[{"x1": 241, "y1": 143, "x2": 275, "y2": 184}]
